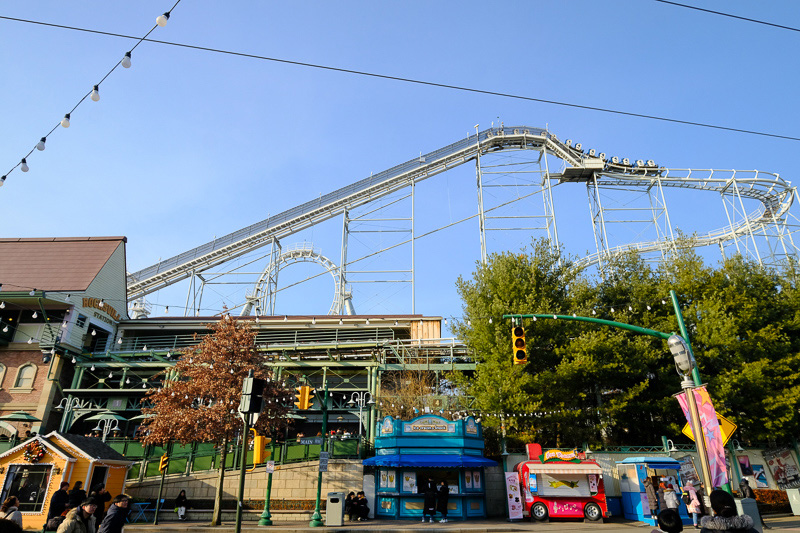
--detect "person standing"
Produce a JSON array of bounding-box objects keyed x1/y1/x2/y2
[
  {"x1": 436, "y1": 480, "x2": 450, "y2": 523},
  {"x1": 57, "y1": 498, "x2": 98, "y2": 533},
  {"x1": 97, "y1": 495, "x2": 129, "y2": 533},
  {"x1": 48, "y1": 482, "x2": 71, "y2": 520},
  {"x1": 739, "y1": 478, "x2": 771, "y2": 530},
  {"x1": 1, "y1": 497, "x2": 23, "y2": 527},
  {"x1": 174, "y1": 490, "x2": 189, "y2": 521},
  {"x1": 684, "y1": 481, "x2": 703, "y2": 529},
  {"x1": 700, "y1": 490, "x2": 758, "y2": 533},
  {"x1": 420, "y1": 477, "x2": 437, "y2": 523},
  {"x1": 89, "y1": 485, "x2": 111, "y2": 522},
  {"x1": 644, "y1": 477, "x2": 659, "y2": 517},
  {"x1": 665, "y1": 484, "x2": 680, "y2": 510},
  {"x1": 68, "y1": 482, "x2": 87, "y2": 510}
]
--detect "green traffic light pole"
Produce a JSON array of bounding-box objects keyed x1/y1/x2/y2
[
  {"x1": 504, "y1": 289, "x2": 730, "y2": 494},
  {"x1": 257, "y1": 453, "x2": 275, "y2": 526},
  {"x1": 309, "y1": 382, "x2": 328, "y2": 527}
]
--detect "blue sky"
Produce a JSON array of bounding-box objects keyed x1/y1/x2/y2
[{"x1": 2, "y1": 1, "x2": 799, "y2": 329}]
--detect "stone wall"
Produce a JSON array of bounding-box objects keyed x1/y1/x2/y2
[{"x1": 126, "y1": 458, "x2": 363, "y2": 503}]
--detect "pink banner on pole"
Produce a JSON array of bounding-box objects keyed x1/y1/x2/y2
[{"x1": 676, "y1": 386, "x2": 728, "y2": 488}]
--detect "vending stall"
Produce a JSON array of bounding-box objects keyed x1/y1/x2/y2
[
  {"x1": 515, "y1": 443, "x2": 608, "y2": 522},
  {"x1": 616, "y1": 456, "x2": 691, "y2": 526},
  {"x1": 362, "y1": 415, "x2": 497, "y2": 521}
]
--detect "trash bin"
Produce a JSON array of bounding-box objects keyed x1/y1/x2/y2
[
  {"x1": 788, "y1": 488, "x2": 800, "y2": 516},
  {"x1": 735, "y1": 498, "x2": 763, "y2": 533},
  {"x1": 326, "y1": 492, "x2": 345, "y2": 527}
]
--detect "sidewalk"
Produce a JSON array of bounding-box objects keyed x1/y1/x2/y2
[{"x1": 123, "y1": 515, "x2": 800, "y2": 532}]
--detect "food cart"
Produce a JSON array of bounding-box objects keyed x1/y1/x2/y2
[{"x1": 515, "y1": 443, "x2": 608, "y2": 522}]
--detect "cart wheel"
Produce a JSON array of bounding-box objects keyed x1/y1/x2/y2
[
  {"x1": 584, "y1": 503, "x2": 602, "y2": 521},
  {"x1": 531, "y1": 502, "x2": 548, "y2": 521}
]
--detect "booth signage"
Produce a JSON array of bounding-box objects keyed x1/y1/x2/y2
[
  {"x1": 403, "y1": 416, "x2": 455, "y2": 433},
  {"x1": 300, "y1": 437, "x2": 323, "y2": 445},
  {"x1": 540, "y1": 448, "x2": 580, "y2": 463},
  {"x1": 505, "y1": 472, "x2": 524, "y2": 520}
]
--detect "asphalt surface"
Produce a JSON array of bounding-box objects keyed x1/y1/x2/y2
[{"x1": 123, "y1": 515, "x2": 800, "y2": 532}]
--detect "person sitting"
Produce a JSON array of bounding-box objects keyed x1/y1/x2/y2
[
  {"x1": 700, "y1": 490, "x2": 758, "y2": 533},
  {"x1": 345, "y1": 492, "x2": 356, "y2": 521},
  {"x1": 654, "y1": 508, "x2": 683, "y2": 533},
  {"x1": 354, "y1": 491, "x2": 369, "y2": 521},
  {"x1": 174, "y1": 490, "x2": 189, "y2": 521}
]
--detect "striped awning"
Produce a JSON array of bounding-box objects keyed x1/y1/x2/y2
[{"x1": 523, "y1": 462, "x2": 603, "y2": 474}]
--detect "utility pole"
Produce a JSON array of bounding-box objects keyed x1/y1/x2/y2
[{"x1": 309, "y1": 382, "x2": 328, "y2": 527}]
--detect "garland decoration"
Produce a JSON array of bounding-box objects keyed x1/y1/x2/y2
[{"x1": 23, "y1": 440, "x2": 46, "y2": 463}]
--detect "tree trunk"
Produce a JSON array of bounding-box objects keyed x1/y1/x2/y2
[{"x1": 210, "y1": 439, "x2": 228, "y2": 526}]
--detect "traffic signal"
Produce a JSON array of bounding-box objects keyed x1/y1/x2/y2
[
  {"x1": 252, "y1": 431, "x2": 272, "y2": 464},
  {"x1": 239, "y1": 375, "x2": 266, "y2": 414},
  {"x1": 158, "y1": 453, "x2": 169, "y2": 472},
  {"x1": 294, "y1": 385, "x2": 314, "y2": 410},
  {"x1": 512, "y1": 325, "x2": 527, "y2": 365}
]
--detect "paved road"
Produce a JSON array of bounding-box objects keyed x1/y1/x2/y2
[{"x1": 124, "y1": 515, "x2": 800, "y2": 532}]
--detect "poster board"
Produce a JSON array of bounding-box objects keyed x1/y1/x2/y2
[
  {"x1": 472, "y1": 470, "x2": 481, "y2": 488},
  {"x1": 752, "y1": 465, "x2": 769, "y2": 488},
  {"x1": 677, "y1": 455, "x2": 701, "y2": 486},
  {"x1": 763, "y1": 448, "x2": 800, "y2": 490},
  {"x1": 505, "y1": 472, "x2": 524, "y2": 520},
  {"x1": 536, "y1": 473, "x2": 591, "y2": 497},
  {"x1": 402, "y1": 471, "x2": 417, "y2": 493}
]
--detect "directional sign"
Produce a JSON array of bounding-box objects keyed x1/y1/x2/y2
[
  {"x1": 319, "y1": 451, "x2": 330, "y2": 472},
  {"x1": 682, "y1": 414, "x2": 737, "y2": 446},
  {"x1": 300, "y1": 437, "x2": 323, "y2": 445},
  {"x1": 265, "y1": 461, "x2": 275, "y2": 474}
]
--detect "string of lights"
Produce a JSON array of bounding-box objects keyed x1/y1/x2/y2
[
  {"x1": 0, "y1": 7, "x2": 797, "y2": 184},
  {"x1": 0, "y1": 1, "x2": 181, "y2": 189}
]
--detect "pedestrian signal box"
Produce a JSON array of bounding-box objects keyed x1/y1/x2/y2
[{"x1": 512, "y1": 325, "x2": 527, "y2": 365}]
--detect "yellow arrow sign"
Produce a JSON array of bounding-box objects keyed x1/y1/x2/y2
[{"x1": 681, "y1": 414, "x2": 737, "y2": 446}]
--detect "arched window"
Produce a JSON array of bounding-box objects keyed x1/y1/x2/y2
[
  {"x1": 12, "y1": 364, "x2": 36, "y2": 391},
  {"x1": 0, "y1": 363, "x2": 5, "y2": 388}
]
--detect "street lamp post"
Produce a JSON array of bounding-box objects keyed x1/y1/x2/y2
[
  {"x1": 56, "y1": 397, "x2": 99, "y2": 433},
  {"x1": 668, "y1": 335, "x2": 714, "y2": 498},
  {"x1": 91, "y1": 418, "x2": 120, "y2": 442},
  {"x1": 347, "y1": 391, "x2": 374, "y2": 439}
]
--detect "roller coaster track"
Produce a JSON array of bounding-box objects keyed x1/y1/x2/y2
[{"x1": 127, "y1": 126, "x2": 796, "y2": 301}]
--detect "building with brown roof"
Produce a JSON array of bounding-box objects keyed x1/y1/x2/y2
[{"x1": 0, "y1": 237, "x2": 128, "y2": 437}]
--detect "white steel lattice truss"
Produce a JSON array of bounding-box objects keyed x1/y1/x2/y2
[{"x1": 125, "y1": 126, "x2": 800, "y2": 316}]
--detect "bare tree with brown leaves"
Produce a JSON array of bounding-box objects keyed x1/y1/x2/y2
[{"x1": 140, "y1": 315, "x2": 293, "y2": 526}]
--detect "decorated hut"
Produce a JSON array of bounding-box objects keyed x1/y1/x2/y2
[{"x1": 0, "y1": 432, "x2": 132, "y2": 529}]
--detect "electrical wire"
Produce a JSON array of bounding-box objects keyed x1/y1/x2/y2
[
  {"x1": 653, "y1": 0, "x2": 800, "y2": 33},
  {"x1": 0, "y1": 14, "x2": 798, "y2": 143}
]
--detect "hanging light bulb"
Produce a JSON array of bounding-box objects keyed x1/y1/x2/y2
[
  {"x1": 121, "y1": 52, "x2": 132, "y2": 68},
  {"x1": 628, "y1": 306, "x2": 633, "y2": 312},
  {"x1": 164, "y1": 306, "x2": 169, "y2": 314},
  {"x1": 365, "y1": 318, "x2": 370, "y2": 326},
  {"x1": 30, "y1": 289, "x2": 36, "y2": 296},
  {"x1": 156, "y1": 12, "x2": 170, "y2": 26},
  {"x1": 27, "y1": 338, "x2": 33, "y2": 344},
  {"x1": 142, "y1": 383, "x2": 147, "y2": 389},
  {"x1": 91, "y1": 329, "x2": 96, "y2": 336},
  {"x1": 0, "y1": 175, "x2": 5, "y2": 186},
  {"x1": 62, "y1": 322, "x2": 67, "y2": 328},
  {"x1": 90, "y1": 85, "x2": 100, "y2": 102},
  {"x1": 0, "y1": 303, "x2": 4, "y2": 310},
  {"x1": 108, "y1": 371, "x2": 113, "y2": 378},
  {"x1": 339, "y1": 318, "x2": 343, "y2": 325},
  {"x1": 662, "y1": 299, "x2": 667, "y2": 305},
  {"x1": 71, "y1": 357, "x2": 76, "y2": 363},
  {"x1": 647, "y1": 305, "x2": 652, "y2": 311},
  {"x1": 312, "y1": 317, "x2": 316, "y2": 325},
  {"x1": 126, "y1": 378, "x2": 130, "y2": 384},
  {"x1": 488, "y1": 317, "x2": 493, "y2": 324},
  {"x1": 117, "y1": 338, "x2": 122, "y2": 344},
  {"x1": 32, "y1": 311, "x2": 38, "y2": 319},
  {"x1": 61, "y1": 114, "x2": 70, "y2": 128},
  {"x1": 143, "y1": 345, "x2": 147, "y2": 351},
  {"x1": 20, "y1": 158, "x2": 29, "y2": 172},
  {"x1": 611, "y1": 307, "x2": 615, "y2": 313},
  {"x1": 2, "y1": 325, "x2": 8, "y2": 332},
  {"x1": 166, "y1": 351, "x2": 171, "y2": 358},
  {"x1": 533, "y1": 316, "x2": 537, "y2": 321},
  {"x1": 99, "y1": 299, "x2": 104, "y2": 307},
  {"x1": 90, "y1": 364, "x2": 95, "y2": 371},
  {"x1": 37, "y1": 137, "x2": 46, "y2": 151}
]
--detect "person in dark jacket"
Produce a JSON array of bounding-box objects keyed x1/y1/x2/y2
[
  {"x1": 345, "y1": 492, "x2": 356, "y2": 522},
  {"x1": 353, "y1": 491, "x2": 369, "y2": 521},
  {"x1": 97, "y1": 495, "x2": 129, "y2": 533},
  {"x1": 89, "y1": 485, "x2": 111, "y2": 522},
  {"x1": 68, "y1": 482, "x2": 87, "y2": 510},
  {"x1": 174, "y1": 490, "x2": 188, "y2": 521},
  {"x1": 420, "y1": 477, "x2": 436, "y2": 523},
  {"x1": 699, "y1": 490, "x2": 758, "y2": 533},
  {"x1": 436, "y1": 481, "x2": 450, "y2": 523},
  {"x1": 653, "y1": 508, "x2": 684, "y2": 533},
  {"x1": 739, "y1": 479, "x2": 771, "y2": 530},
  {"x1": 48, "y1": 482, "x2": 71, "y2": 519}
]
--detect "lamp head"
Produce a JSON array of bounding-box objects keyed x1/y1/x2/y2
[{"x1": 668, "y1": 335, "x2": 695, "y2": 375}]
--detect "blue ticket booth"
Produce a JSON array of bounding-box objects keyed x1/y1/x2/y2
[
  {"x1": 362, "y1": 415, "x2": 497, "y2": 521},
  {"x1": 616, "y1": 457, "x2": 692, "y2": 525}
]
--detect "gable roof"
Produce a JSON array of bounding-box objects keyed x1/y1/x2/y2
[
  {"x1": 55, "y1": 433, "x2": 128, "y2": 462},
  {"x1": 0, "y1": 237, "x2": 126, "y2": 292},
  {"x1": 0, "y1": 435, "x2": 72, "y2": 461}
]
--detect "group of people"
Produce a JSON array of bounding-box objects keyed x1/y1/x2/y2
[
  {"x1": 645, "y1": 477, "x2": 707, "y2": 529},
  {"x1": 420, "y1": 477, "x2": 450, "y2": 524},
  {"x1": 345, "y1": 491, "x2": 370, "y2": 521},
  {"x1": 652, "y1": 489, "x2": 759, "y2": 533}
]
